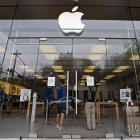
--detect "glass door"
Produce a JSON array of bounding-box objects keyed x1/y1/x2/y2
[{"x1": 71, "y1": 38, "x2": 115, "y2": 138}]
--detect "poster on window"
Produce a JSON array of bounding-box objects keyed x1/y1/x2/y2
[
  {"x1": 120, "y1": 89, "x2": 131, "y2": 102},
  {"x1": 48, "y1": 77, "x2": 55, "y2": 86},
  {"x1": 20, "y1": 89, "x2": 31, "y2": 101},
  {"x1": 87, "y1": 77, "x2": 94, "y2": 86}
]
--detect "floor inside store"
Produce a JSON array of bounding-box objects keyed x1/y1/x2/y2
[{"x1": 0, "y1": 108, "x2": 129, "y2": 138}]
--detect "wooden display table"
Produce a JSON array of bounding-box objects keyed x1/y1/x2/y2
[
  {"x1": 26, "y1": 102, "x2": 45, "y2": 119},
  {"x1": 96, "y1": 102, "x2": 119, "y2": 119},
  {"x1": 9, "y1": 100, "x2": 24, "y2": 110}
]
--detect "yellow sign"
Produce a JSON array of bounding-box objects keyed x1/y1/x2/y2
[{"x1": 0, "y1": 81, "x2": 26, "y2": 95}]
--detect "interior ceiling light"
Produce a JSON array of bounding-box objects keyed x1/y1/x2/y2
[
  {"x1": 88, "y1": 54, "x2": 103, "y2": 60},
  {"x1": 36, "y1": 77, "x2": 44, "y2": 79},
  {"x1": 18, "y1": 65, "x2": 35, "y2": 72},
  {"x1": 85, "y1": 66, "x2": 96, "y2": 69},
  {"x1": 96, "y1": 83, "x2": 102, "y2": 85},
  {"x1": 113, "y1": 66, "x2": 130, "y2": 73},
  {"x1": 113, "y1": 70, "x2": 123, "y2": 73},
  {"x1": 129, "y1": 55, "x2": 139, "y2": 60},
  {"x1": 33, "y1": 75, "x2": 44, "y2": 79},
  {"x1": 57, "y1": 75, "x2": 66, "y2": 79},
  {"x1": 80, "y1": 83, "x2": 85, "y2": 85},
  {"x1": 25, "y1": 69, "x2": 35, "y2": 72},
  {"x1": 90, "y1": 45, "x2": 109, "y2": 53},
  {"x1": 117, "y1": 66, "x2": 130, "y2": 70},
  {"x1": 81, "y1": 80, "x2": 86, "y2": 82},
  {"x1": 82, "y1": 75, "x2": 90, "y2": 79},
  {"x1": 54, "y1": 70, "x2": 64, "y2": 72},
  {"x1": 84, "y1": 70, "x2": 94, "y2": 73},
  {"x1": 39, "y1": 45, "x2": 57, "y2": 53},
  {"x1": 44, "y1": 54, "x2": 59, "y2": 60},
  {"x1": 104, "y1": 75, "x2": 115, "y2": 79},
  {"x1": 18, "y1": 65, "x2": 30, "y2": 69},
  {"x1": 100, "y1": 80, "x2": 106, "y2": 83},
  {"x1": 42, "y1": 80, "x2": 48, "y2": 82},
  {"x1": 52, "y1": 66, "x2": 63, "y2": 69}
]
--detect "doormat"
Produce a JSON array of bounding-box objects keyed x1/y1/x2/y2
[{"x1": 37, "y1": 124, "x2": 107, "y2": 138}]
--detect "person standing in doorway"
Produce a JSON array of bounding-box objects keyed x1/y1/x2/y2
[
  {"x1": 44, "y1": 86, "x2": 52, "y2": 123},
  {"x1": 55, "y1": 79, "x2": 67, "y2": 131},
  {"x1": 85, "y1": 86, "x2": 96, "y2": 130}
]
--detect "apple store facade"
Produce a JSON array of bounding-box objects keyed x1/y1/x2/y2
[{"x1": 1, "y1": 0, "x2": 140, "y2": 139}]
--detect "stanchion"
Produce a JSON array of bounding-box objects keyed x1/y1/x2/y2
[
  {"x1": 31, "y1": 92, "x2": 37, "y2": 123},
  {"x1": 45, "y1": 99, "x2": 49, "y2": 125}
]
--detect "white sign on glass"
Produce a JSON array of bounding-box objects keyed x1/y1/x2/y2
[
  {"x1": 87, "y1": 77, "x2": 94, "y2": 86},
  {"x1": 120, "y1": 89, "x2": 131, "y2": 102},
  {"x1": 48, "y1": 77, "x2": 55, "y2": 86},
  {"x1": 20, "y1": 89, "x2": 31, "y2": 101}
]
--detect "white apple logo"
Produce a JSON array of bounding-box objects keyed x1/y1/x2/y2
[{"x1": 58, "y1": 6, "x2": 85, "y2": 34}]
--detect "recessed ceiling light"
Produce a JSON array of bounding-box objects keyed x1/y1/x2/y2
[
  {"x1": 96, "y1": 83, "x2": 102, "y2": 85},
  {"x1": 81, "y1": 80, "x2": 86, "y2": 82},
  {"x1": 39, "y1": 45, "x2": 57, "y2": 53},
  {"x1": 90, "y1": 45, "x2": 109, "y2": 53},
  {"x1": 129, "y1": 55, "x2": 139, "y2": 60},
  {"x1": 80, "y1": 83, "x2": 85, "y2": 85},
  {"x1": 57, "y1": 75, "x2": 66, "y2": 79},
  {"x1": 84, "y1": 70, "x2": 94, "y2": 73},
  {"x1": 88, "y1": 54, "x2": 103, "y2": 60},
  {"x1": 18, "y1": 65, "x2": 30, "y2": 69},
  {"x1": 36, "y1": 77, "x2": 44, "y2": 79},
  {"x1": 113, "y1": 70, "x2": 123, "y2": 73},
  {"x1": 25, "y1": 69, "x2": 35, "y2": 72},
  {"x1": 44, "y1": 54, "x2": 59, "y2": 60},
  {"x1": 54, "y1": 70, "x2": 64, "y2": 72},
  {"x1": 82, "y1": 75, "x2": 90, "y2": 79},
  {"x1": 104, "y1": 75, "x2": 115, "y2": 79},
  {"x1": 42, "y1": 80, "x2": 48, "y2": 82},
  {"x1": 85, "y1": 66, "x2": 96, "y2": 69},
  {"x1": 113, "y1": 66, "x2": 130, "y2": 73},
  {"x1": 100, "y1": 80, "x2": 106, "y2": 83},
  {"x1": 117, "y1": 66, "x2": 130, "y2": 70},
  {"x1": 52, "y1": 66, "x2": 63, "y2": 69}
]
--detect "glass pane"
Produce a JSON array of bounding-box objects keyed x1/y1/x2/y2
[
  {"x1": 106, "y1": 38, "x2": 140, "y2": 137},
  {"x1": 1, "y1": 37, "x2": 39, "y2": 138},
  {"x1": 32, "y1": 38, "x2": 73, "y2": 138}
]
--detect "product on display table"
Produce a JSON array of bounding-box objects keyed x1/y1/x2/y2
[{"x1": 123, "y1": 106, "x2": 140, "y2": 136}]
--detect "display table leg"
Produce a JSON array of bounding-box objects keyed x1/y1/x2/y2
[
  {"x1": 96, "y1": 102, "x2": 99, "y2": 119},
  {"x1": 42, "y1": 104, "x2": 45, "y2": 114},
  {"x1": 115, "y1": 103, "x2": 119, "y2": 119},
  {"x1": 26, "y1": 102, "x2": 31, "y2": 119}
]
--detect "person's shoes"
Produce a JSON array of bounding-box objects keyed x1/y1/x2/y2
[
  {"x1": 87, "y1": 128, "x2": 91, "y2": 130},
  {"x1": 7, "y1": 112, "x2": 10, "y2": 114},
  {"x1": 55, "y1": 125, "x2": 59, "y2": 128},
  {"x1": 59, "y1": 126, "x2": 64, "y2": 131}
]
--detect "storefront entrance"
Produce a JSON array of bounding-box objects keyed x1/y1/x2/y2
[{"x1": 0, "y1": 33, "x2": 140, "y2": 138}]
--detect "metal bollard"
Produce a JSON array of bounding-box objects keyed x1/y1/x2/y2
[
  {"x1": 31, "y1": 92, "x2": 37, "y2": 123},
  {"x1": 45, "y1": 99, "x2": 49, "y2": 125}
]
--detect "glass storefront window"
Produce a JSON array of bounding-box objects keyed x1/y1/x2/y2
[{"x1": 0, "y1": 4, "x2": 140, "y2": 139}]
